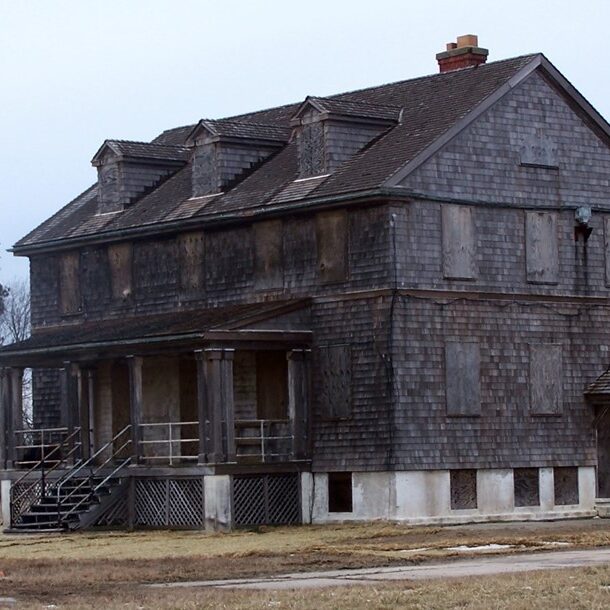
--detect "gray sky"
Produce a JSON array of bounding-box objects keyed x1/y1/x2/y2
[{"x1": 1, "y1": 0, "x2": 609, "y2": 286}]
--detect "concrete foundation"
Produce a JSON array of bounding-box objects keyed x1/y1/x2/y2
[
  {"x1": 305, "y1": 466, "x2": 598, "y2": 525},
  {"x1": 1, "y1": 480, "x2": 10, "y2": 526},
  {"x1": 204, "y1": 474, "x2": 232, "y2": 531}
]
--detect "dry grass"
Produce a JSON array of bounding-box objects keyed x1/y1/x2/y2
[
  {"x1": 5, "y1": 565, "x2": 610, "y2": 609},
  {"x1": 0, "y1": 519, "x2": 610, "y2": 608}
]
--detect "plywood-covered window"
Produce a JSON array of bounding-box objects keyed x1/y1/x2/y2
[
  {"x1": 441, "y1": 205, "x2": 476, "y2": 280},
  {"x1": 445, "y1": 341, "x2": 481, "y2": 416},
  {"x1": 179, "y1": 231, "x2": 205, "y2": 294},
  {"x1": 59, "y1": 251, "x2": 81, "y2": 315},
  {"x1": 525, "y1": 211, "x2": 558, "y2": 284},
  {"x1": 514, "y1": 468, "x2": 540, "y2": 507},
  {"x1": 108, "y1": 242, "x2": 132, "y2": 301},
  {"x1": 319, "y1": 344, "x2": 352, "y2": 419},
  {"x1": 554, "y1": 466, "x2": 579, "y2": 505},
  {"x1": 316, "y1": 210, "x2": 348, "y2": 283},
  {"x1": 254, "y1": 220, "x2": 283, "y2": 290},
  {"x1": 450, "y1": 469, "x2": 477, "y2": 509},
  {"x1": 604, "y1": 217, "x2": 610, "y2": 288},
  {"x1": 529, "y1": 343, "x2": 562, "y2": 415}
]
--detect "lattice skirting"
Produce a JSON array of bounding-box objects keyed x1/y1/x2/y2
[
  {"x1": 134, "y1": 478, "x2": 205, "y2": 528},
  {"x1": 233, "y1": 473, "x2": 301, "y2": 527}
]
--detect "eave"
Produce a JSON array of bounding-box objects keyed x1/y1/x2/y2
[{"x1": 10, "y1": 187, "x2": 411, "y2": 257}]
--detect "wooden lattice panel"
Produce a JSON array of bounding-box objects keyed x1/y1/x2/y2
[
  {"x1": 134, "y1": 478, "x2": 204, "y2": 528},
  {"x1": 94, "y1": 494, "x2": 129, "y2": 528},
  {"x1": 233, "y1": 473, "x2": 300, "y2": 527}
]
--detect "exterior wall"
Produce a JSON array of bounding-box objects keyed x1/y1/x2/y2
[
  {"x1": 303, "y1": 466, "x2": 597, "y2": 525},
  {"x1": 28, "y1": 203, "x2": 392, "y2": 331},
  {"x1": 390, "y1": 296, "x2": 606, "y2": 470},
  {"x1": 310, "y1": 296, "x2": 393, "y2": 472},
  {"x1": 399, "y1": 71, "x2": 610, "y2": 211}
]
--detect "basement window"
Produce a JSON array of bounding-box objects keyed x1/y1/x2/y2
[
  {"x1": 328, "y1": 472, "x2": 353, "y2": 513},
  {"x1": 450, "y1": 469, "x2": 477, "y2": 510},
  {"x1": 514, "y1": 468, "x2": 540, "y2": 507},
  {"x1": 554, "y1": 467, "x2": 579, "y2": 506}
]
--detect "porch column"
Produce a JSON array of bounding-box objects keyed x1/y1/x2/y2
[
  {"x1": 6, "y1": 368, "x2": 24, "y2": 468},
  {"x1": 127, "y1": 356, "x2": 143, "y2": 464},
  {"x1": 287, "y1": 350, "x2": 310, "y2": 460},
  {"x1": 0, "y1": 368, "x2": 9, "y2": 469},
  {"x1": 196, "y1": 349, "x2": 235, "y2": 464},
  {"x1": 86, "y1": 368, "x2": 96, "y2": 459},
  {"x1": 60, "y1": 362, "x2": 80, "y2": 462}
]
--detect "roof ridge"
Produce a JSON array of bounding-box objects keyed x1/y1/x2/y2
[{"x1": 327, "y1": 53, "x2": 540, "y2": 100}]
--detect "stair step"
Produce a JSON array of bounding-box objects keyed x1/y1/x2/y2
[{"x1": 3, "y1": 525, "x2": 66, "y2": 534}]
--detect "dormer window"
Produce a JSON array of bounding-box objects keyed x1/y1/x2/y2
[
  {"x1": 91, "y1": 140, "x2": 190, "y2": 214},
  {"x1": 186, "y1": 120, "x2": 289, "y2": 198},
  {"x1": 291, "y1": 96, "x2": 401, "y2": 178}
]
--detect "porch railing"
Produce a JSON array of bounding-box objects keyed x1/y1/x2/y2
[
  {"x1": 10, "y1": 427, "x2": 83, "y2": 526},
  {"x1": 14, "y1": 427, "x2": 82, "y2": 469},
  {"x1": 138, "y1": 421, "x2": 199, "y2": 466},
  {"x1": 235, "y1": 419, "x2": 293, "y2": 463}
]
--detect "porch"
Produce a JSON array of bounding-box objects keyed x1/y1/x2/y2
[{"x1": 0, "y1": 301, "x2": 312, "y2": 531}]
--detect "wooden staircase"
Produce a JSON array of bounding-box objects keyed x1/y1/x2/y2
[
  {"x1": 8, "y1": 476, "x2": 127, "y2": 532},
  {"x1": 7, "y1": 425, "x2": 132, "y2": 533}
]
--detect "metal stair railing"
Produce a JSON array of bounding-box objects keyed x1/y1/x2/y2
[
  {"x1": 10, "y1": 427, "x2": 83, "y2": 527},
  {"x1": 55, "y1": 425, "x2": 132, "y2": 527}
]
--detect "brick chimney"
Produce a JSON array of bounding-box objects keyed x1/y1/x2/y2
[{"x1": 436, "y1": 35, "x2": 488, "y2": 73}]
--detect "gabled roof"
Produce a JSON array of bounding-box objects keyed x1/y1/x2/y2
[
  {"x1": 16, "y1": 52, "x2": 609, "y2": 253},
  {"x1": 186, "y1": 119, "x2": 291, "y2": 145},
  {"x1": 91, "y1": 140, "x2": 191, "y2": 166},
  {"x1": 291, "y1": 96, "x2": 402, "y2": 123},
  {"x1": 586, "y1": 367, "x2": 610, "y2": 396}
]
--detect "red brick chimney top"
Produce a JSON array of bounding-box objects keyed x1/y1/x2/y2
[{"x1": 436, "y1": 35, "x2": 489, "y2": 73}]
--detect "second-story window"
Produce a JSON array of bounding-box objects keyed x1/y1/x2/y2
[
  {"x1": 58, "y1": 251, "x2": 81, "y2": 315},
  {"x1": 316, "y1": 210, "x2": 348, "y2": 284},
  {"x1": 441, "y1": 205, "x2": 477, "y2": 280},
  {"x1": 254, "y1": 220, "x2": 283, "y2": 290},
  {"x1": 525, "y1": 211, "x2": 558, "y2": 284},
  {"x1": 108, "y1": 242, "x2": 132, "y2": 302}
]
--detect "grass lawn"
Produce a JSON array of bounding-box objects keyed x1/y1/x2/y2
[{"x1": 0, "y1": 519, "x2": 610, "y2": 608}]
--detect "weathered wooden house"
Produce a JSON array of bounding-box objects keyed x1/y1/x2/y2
[{"x1": 2, "y1": 35, "x2": 610, "y2": 531}]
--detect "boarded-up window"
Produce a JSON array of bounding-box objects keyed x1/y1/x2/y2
[
  {"x1": 529, "y1": 344, "x2": 562, "y2": 415},
  {"x1": 319, "y1": 344, "x2": 352, "y2": 419},
  {"x1": 525, "y1": 212, "x2": 558, "y2": 284},
  {"x1": 554, "y1": 467, "x2": 579, "y2": 505},
  {"x1": 108, "y1": 243, "x2": 132, "y2": 301},
  {"x1": 133, "y1": 239, "x2": 178, "y2": 291},
  {"x1": 59, "y1": 252, "x2": 81, "y2": 314},
  {"x1": 179, "y1": 232, "x2": 205, "y2": 294},
  {"x1": 445, "y1": 342, "x2": 481, "y2": 416},
  {"x1": 514, "y1": 468, "x2": 540, "y2": 507},
  {"x1": 450, "y1": 469, "x2": 477, "y2": 509},
  {"x1": 254, "y1": 220, "x2": 283, "y2": 290},
  {"x1": 316, "y1": 210, "x2": 348, "y2": 283},
  {"x1": 604, "y1": 217, "x2": 610, "y2": 287},
  {"x1": 442, "y1": 205, "x2": 476, "y2": 280}
]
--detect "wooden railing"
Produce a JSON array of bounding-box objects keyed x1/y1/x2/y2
[
  {"x1": 234, "y1": 419, "x2": 293, "y2": 463},
  {"x1": 138, "y1": 421, "x2": 199, "y2": 466}
]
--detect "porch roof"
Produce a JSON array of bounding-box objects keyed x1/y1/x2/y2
[
  {"x1": 586, "y1": 367, "x2": 610, "y2": 397},
  {"x1": 0, "y1": 299, "x2": 311, "y2": 367}
]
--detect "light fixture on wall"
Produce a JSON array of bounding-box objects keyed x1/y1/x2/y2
[{"x1": 574, "y1": 206, "x2": 593, "y2": 241}]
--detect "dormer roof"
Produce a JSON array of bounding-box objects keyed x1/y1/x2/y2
[
  {"x1": 291, "y1": 96, "x2": 402, "y2": 125},
  {"x1": 91, "y1": 140, "x2": 191, "y2": 166},
  {"x1": 185, "y1": 120, "x2": 290, "y2": 146}
]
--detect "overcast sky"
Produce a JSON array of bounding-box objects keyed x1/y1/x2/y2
[{"x1": 1, "y1": 0, "x2": 609, "y2": 286}]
